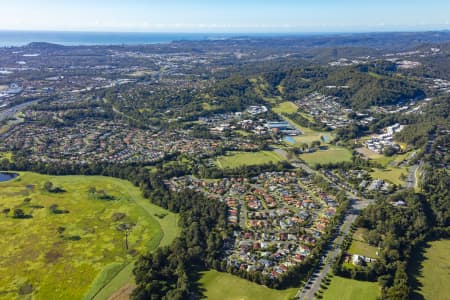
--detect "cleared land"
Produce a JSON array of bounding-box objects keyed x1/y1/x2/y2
[
  {"x1": 198, "y1": 270, "x2": 297, "y2": 300},
  {"x1": 322, "y1": 275, "x2": 379, "y2": 300},
  {"x1": 409, "y1": 239, "x2": 450, "y2": 300},
  {"x1": 0, "y1": 172, "x2": 178, "y2": 300},
  {"x1": 300, "y1": 147, "x2": 352, "y2": 166},
  {"x1": 216, "y1": 151, "x2": 285, "y2": 168}
]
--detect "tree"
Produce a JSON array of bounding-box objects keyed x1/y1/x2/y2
[
  {"x1": 2, "y1": 208, "x2": 10, "y2": 217},
  {"x1": 13, "y1": 208, "x2": 26, "y2": 219},
  {"x1": 43, "y1": 181, "x2": 53, "y2": 192},
  {"x1": 383, "y1": 145, "x2": 399, "y2": 157}
]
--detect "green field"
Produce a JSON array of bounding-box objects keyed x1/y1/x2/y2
[
  {"x1": 322, "y1": 275, "x2": 380, "y2": 300},
  {"x1": 0, "y1": 172, "x2": 178, "y2": 300},
  {"x1": 216, "y1": 151, "x2": 285, "y2": 168},
  {"x1": 300, "y1": 147, "x2": 352, "y2": 166},
  {"x1": 409, "y1": 239, "x2": 450, "y2": 300},
  {"x1": 272, "y1": 101, "x2": 299, "y2": 114},
  {"x1": 371, "y1": 167, "x2": 407, "y2": 185},
  {"x1": 198, "y1": 270, "x2": 297, "y2": 300},
  {"x1": 348, "y1": 228, "x2": 379, "y2": 258}
]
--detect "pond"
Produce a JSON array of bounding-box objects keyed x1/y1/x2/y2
[
  {"x1": 284, "y1": 136, "x2": 296, "y2": 143},
  {"x1": 0, "y1": 172, "x2": 18, "y2": 182},
  {"x1": 322, "y1": 135, "x2": 331, "y2": 143}
]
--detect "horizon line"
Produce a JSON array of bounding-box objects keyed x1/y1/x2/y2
[{"x1": 0, "y1": 28, "x2": 449, "y2": 35}]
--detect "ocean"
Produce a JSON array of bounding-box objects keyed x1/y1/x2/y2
[{"x1": 0, "y1": 31, "x2": 243, "y2": 47}]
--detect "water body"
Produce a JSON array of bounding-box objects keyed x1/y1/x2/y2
[
  {"x1": 0, "y1": 172, "x2": 18, "y2": 182},
  {"x1": 0, "y1": 31, "x2": 320, "y2": 47},
  {"x1": 284, "y1": 136, "x2": 296, "y2": 143}
]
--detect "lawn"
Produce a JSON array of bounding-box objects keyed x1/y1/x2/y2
[
  {"x1": 216, "y1": 151, "x2": 285, "y2": 168},
  {"x1": 198, "y1": 270, "x2": 297, "y2": 300},
  {"x1": 409, "y1": 239, "x2": 450, "y2": 300},
  {"x1": 300, "y1": 147, "x2": 352, "y2": 166},
  {"x1": 0, "y1": 172, "x2": 178, "y2": 300},
  {"x1": 272, "y1": 101, "x2": 299, "y2": 114},
  {"x1": 322, "y1": 275, "x2": 379, "y2": 300},
  {"x1": 371, "y1": 167, "x2": 407, "y2": 185}
]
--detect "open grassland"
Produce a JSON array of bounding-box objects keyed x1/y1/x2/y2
[
  {"x1": 409, "y1": 239, "x2": 450, "y2": 300},
  {"x1": 300, "y1": 147, "x2": 352, "y2": 166},
  {"x1": 371, "y1": 167, "x2": 407, "y2": 185},
  {"x1": 348, "y1": 228, "x2": 379, "y2": 258},
  {"x1": 198, "y1": 270, "x2": 297, "y2": 300},
  {"x1": 272, "y1": 101, "x2": 299, "y2": 114},
  {"x1": 0, "y1": 172, "x2": 178, "y2": 300},
  {"x1": 216, "y1": 151, "x2": 285, "y2": 168},
  {"x1": 322, "y1": 275, "x2": 379, "y2": 300}
]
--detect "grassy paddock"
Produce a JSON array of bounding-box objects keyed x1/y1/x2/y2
[
  {"x1": 322, "y1": 275, "x2": 379, "y2": 300},
  {"x1": 0, "y1": 172, "x2": 178, "y2": 300},
  {"x1": 216, "y1": 151, "x2": 285, "y2": 168},
  {"x1": 198, "y1": 270, "x2": 297, "y2": 300}
]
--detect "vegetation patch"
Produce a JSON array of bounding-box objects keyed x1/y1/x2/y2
[{"x1": 0, "y1": 152, "x2": 13, "y2": 162}]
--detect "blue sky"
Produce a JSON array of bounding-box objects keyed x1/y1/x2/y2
[{"x1": 0, "y1": 0, "x2": 449, "y2": 32}]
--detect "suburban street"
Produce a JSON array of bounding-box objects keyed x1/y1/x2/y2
[{"x1": 405, "y1": 164, "x2": 419, "y2": 189}]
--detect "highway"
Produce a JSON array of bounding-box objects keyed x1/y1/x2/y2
[{"x1": 0, "y1": 100, "x2": 40, "y2": 122}]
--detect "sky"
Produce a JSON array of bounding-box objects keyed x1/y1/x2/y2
[{"x1": 0, "y1": 0, "x2": 449, "y2": 33}]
